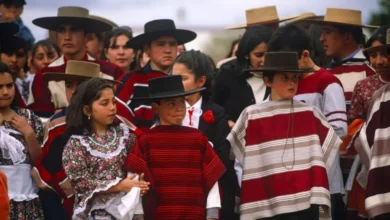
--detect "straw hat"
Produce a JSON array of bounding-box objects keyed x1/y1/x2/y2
[
  {"x1": 43, "y1": 60, "x2": 120, "y2": 84},
  {"x1": 33, "y1": 6, "x2": 113, "y2": 33},
  {"x1": 226, "y1": 6, "x2": 297, "y2": 30},
  {"x1": 363, "y1": 29, "x2": 390, "y2": 53},
  {"x1": 284, "y1": 12, "x2": 322, "y2": 25},
  {"x1": 89, "y1": 15, "x2": 119, "y2": 29},
  {"x1": 246, "y1": 52, "x2": 317, "y2": 73},
  {"x1": 304, "y1": 8, "x2": 378, "y2": 29}
]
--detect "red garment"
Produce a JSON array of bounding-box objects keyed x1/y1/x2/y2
[
  {"x1": 348, "y1": 74, "x2": 386, "y2": 122},
  {"x1": 0, "y1": 171, "x2": 9, "y2": 220},
  {"x1": 115, "y1": 63, "x2": 166, "y2": 131},
  {"x1": 123, "y1": 125, "x2": 226, "y2": 220},
  {"x1": 28, "y1": 54, "x2": 124, "y2": 117}
]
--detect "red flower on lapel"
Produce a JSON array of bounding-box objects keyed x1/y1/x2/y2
[{"x1": 202, "y1": 110, "x2": 215, "y2": 124}]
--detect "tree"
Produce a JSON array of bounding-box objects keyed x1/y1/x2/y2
[{"x1": 369, "y1": 0, "x2": 390, "y2": 26}]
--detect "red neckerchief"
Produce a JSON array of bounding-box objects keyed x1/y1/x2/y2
[
  {"x1": 188, "y1": 107, "x2": 194, "y2": 126},
  {"x1": 63, "y1": 53, "x2": 89, "y2": 63}
]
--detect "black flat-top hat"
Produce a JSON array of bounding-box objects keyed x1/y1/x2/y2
[
  {"x1": 0, "y1": 23, "x2": 19, "y2": 39},
  {"x1": 32, "y1": 6, "x2": 112, "y2": 33},
  {"x1": 126, "y1": 19, "x2": 197, "y2": 49},
  {"x1": 132, "y1": 75, "x2": 205, "y2": 100},
  {"x1": 247, "y1": 51, "x2": 317, "y2": 73}
]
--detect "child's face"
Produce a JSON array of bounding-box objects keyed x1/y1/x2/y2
[
  {"x1": 152, "y1": 96, "x2": 186, "y2": 125},
  {"x1": 86, "y1": 88, "x2": 117, "y2": 128},
  {"x1": 265, "y1": 72, "x2": 300, "y2": 100}
]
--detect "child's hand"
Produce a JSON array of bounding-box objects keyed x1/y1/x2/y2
[
  {"x1": 118, "y1": 173, "x2": 150, "y2": 194},
  {"x1": 11, "y1": 115, "x2": 33, "y2": 136}
]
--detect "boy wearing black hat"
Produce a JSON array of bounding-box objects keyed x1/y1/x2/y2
[
  {"x1": 228, "y1": 52, "x2": 341, "y2": 219},
  {"x1": 124, "y1": 75, "x2": 225, "y2": 220},
  {"x1": 28, "y1": 6, "x2": 125, "y2": 119},
  {"x1": 116, "y1": 19, "x2": 197, "y2": 131}
]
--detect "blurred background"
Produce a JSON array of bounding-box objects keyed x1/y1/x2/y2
[{"x1": 23, "y1": 0, "x2": 389, "y2": 63}]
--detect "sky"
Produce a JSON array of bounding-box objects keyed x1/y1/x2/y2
[{"x1": 23, "y1": 0, "x2": 381, "y2": 39}]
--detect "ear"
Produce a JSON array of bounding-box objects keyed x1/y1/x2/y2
[
  {"x1": 301, "y1": 50, "x2": 311, "y2": 62},
  {"x1": 151, "y1": 102, "x2": 159, "y2": 114},
  {"x1": 83, "y1": 105, "x2": 91, "y2": 117},
  {"x1": 144, "y1": 44, "x2": 151, "y2": 56},
  {"x1": 197, "y1": 75, "x2": 207, "y2": 88},
  {"x1": 86, "y1": 33, "x2": 93, "y2": 42},
  {"x1": 263, "y1": 76, "x2": 273, "y2": 88}
]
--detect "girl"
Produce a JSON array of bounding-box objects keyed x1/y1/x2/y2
[
  {"x1": 62, "y1": 78, "x2": 148, "y2": 219},
  {"x1": 0, "y1": 62, "x2": 44, "y2": 219},
  {"x1": 104, "y1": 28, "x2": 135, "y2": 73},
  {"x1": 173, "y1": 50, "x2": 238, "y2": 219},
  {"x1": 212, "y1": 26, "x2": 272, "y2": 126}
]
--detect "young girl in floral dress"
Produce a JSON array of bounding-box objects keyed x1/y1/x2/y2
[
  {"x1": 0, "y1": 62, "x2": 44, "y2": 219},
  {"x1": 62, "y1": 78, "x2": 149, "y2": 219}
]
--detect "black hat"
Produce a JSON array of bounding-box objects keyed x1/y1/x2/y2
[
  {"x1": 0, "y1": 36, "x2": 26, "y2": 54},
  {"x1": 126, "y1": 19, "x2": 196, "y2": 49},
  {"x1": 32, "y1": 6, "x2": 112, "y2": 33},
  {"x1": 246, "y1": 52, "x2": 316, "y2": 73},
  {"x1": 0, "y1": 23, "x2": 19, "y2": 39},
  {"x1": 131, "y1": 75, "x2": 205, "y2": 100}
]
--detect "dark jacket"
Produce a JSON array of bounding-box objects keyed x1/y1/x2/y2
[
  {"x1": 200, "y1": 100, "x2": 239, "y2": 220},
  {"x1": 212, "y1": 59, "x2": 270, "y2": 122}
]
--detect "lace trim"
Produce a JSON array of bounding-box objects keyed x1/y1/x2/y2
[
  {"x1": 73, "y1": 177, "x2": 122, "y2": 219},
  {"x1": 9, "y1": 193, "x2": 39, "y2": 202},
  {"x1": 73, "y1": 124, "x2": 130, "y2": 159}
]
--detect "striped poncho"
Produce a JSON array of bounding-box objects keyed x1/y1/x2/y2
[
  {"x1": 353, "y1": 83, "x2": 390, "y2": 218},
  {"x1": 228, "y1": 100, "x2": 341, "y2": 220}
]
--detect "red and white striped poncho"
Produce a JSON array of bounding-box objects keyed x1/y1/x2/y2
[
  {"x1": 228, "y1": 100, "x2": 341, "y2": 220},
  {"x1": 353, "y1": 83, "x2": 390, "y2": 218}
]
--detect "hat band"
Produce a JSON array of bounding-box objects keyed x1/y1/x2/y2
[
  {"x1": 245, "y1": 18, "x2": 280, "y2": 27},
  {"x1": 149, "y1": 89, "x2": 188, "y2": 98}
]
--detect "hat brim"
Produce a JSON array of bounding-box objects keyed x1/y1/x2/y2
[
  {"x1": 0, "y1": 23, "x2": 19, "y2": 39},
  {"x1": 42, "y1": 73, "x2": 121, "y2": 84},
  {"x1": 225, "y1": 16, "x2": 297, "y2": 30},
  {"x1": 303, "y1": 18, "x2": 378, "y2": 29},
  {"x1": 363, "y1": 44, "x2": 390, "y2": 53},
  {"x1": 245, "y1": 67, "x2": 317, "y2": 73},
  {"x1": 32, "y1": 17, "x2": 113, "y2": 33},
  {"x1": 131, "y1": 87, "x2": 206, "y2": 101},
  {"x1": 126, "y1": 29, "x2": 197, "y2": 49}
]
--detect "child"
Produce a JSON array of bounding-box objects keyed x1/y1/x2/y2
[
  {"x1": 124, "y1": 75, "x2": 226, "y2": 220},
  {"x1": 173, "y1": 50, "x2": 239, "y2": 219},
  {"x1": 62, "y1": 78, "x2": 149, "y2": 219},
  {"x1": 228, "y1": 52, "x2": 341, "y2": 219}
]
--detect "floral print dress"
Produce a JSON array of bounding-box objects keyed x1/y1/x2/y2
[
  {"x1": 0, "y1": 108, "x2": 44, "y2": 220},
  {"x1": 63, "y1": 123, "x2": 137, "y2": 219}
]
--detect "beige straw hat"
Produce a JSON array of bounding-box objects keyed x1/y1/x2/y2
[
  {"x1": 304, "y1": 8, "x2": 378, "y2": 29},
  {"x1": 226, "y1": 6, "x2": 297, "y2": 30},
  {"x1": 89, "y1": 15, "x2": 119, "y2": 29},
  {"x1": 33, "y1": 6, "x2": 113, "y2": 33},
  {"x1": 284, "y1": 12, "x2": 321, "y2": 24},
  {"x1": 43, "y1": 60, "x2": 120, "y2": 84}
]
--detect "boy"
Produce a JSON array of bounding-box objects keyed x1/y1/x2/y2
[
  {"x1": 229, "y1": 52, "x2": 341, "y2": 219},
  {"x1": 124, "y1": 75, "x2": 225, "y2": 220},
  {"x1": 267, "y1": 24, "x2": 346, "y2": 219}
]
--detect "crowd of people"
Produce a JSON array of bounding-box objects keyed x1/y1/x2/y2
[{"x1": 0, "y1": 0, "x2": 389, "y2": 220}]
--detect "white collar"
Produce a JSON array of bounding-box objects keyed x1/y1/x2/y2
[{"x1": 186, "y1": 97, "x2": 203, "y2": 109}]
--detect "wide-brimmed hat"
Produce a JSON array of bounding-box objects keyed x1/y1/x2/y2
[
  {"x1": 247, "y1": 52, "x2": 317, "y2": 73},
  {"x1": 363, "y1": 28, "x2": 390, "y2": 53},
  {"x1": 89, "y1": 15, "x2": 119, "y2": 29},
  {"x1": 0, "y1": 23, "x2": 19, "y2": 39},
  {"x1": 32, "y1": 6, "x2": 113, "y2": 33},
  {"x1": 226, "y1": 6, "x2": 297, "y2": 30},
  {"x1": 283, "y1": 12, "x2": 323, "y2": 25},
  {"x1": 43, "y1": 60, "x2": 120, "y2": 84},
  {"x1": 126, "y1": 19, "x2": 196, "y2": 49},
  {"x1": 131, "y1": 75, "x2": 205, "y2": 100},
  {"x1": 303, "y1": 8, "x2": 378, "y2": 29}
]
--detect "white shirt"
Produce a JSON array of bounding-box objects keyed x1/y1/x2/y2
[
  {"x1": 246, "y1": 73, "x2": 267, "y2": 104},
  {"x1": 182, "y1": 97, "x2": 221, "y2": 209}
]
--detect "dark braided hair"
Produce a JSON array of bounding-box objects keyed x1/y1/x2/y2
[
  {"x1": 66, "y1": 78, "x2": 115, "y2": 135},
  {"x1": 175, "y1": 50, "x2": 214, "y2": 101}
]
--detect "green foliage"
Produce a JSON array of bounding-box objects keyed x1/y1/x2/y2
[{"x1": 369, "y1": 0, "x2": 390, "y2": 26}]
